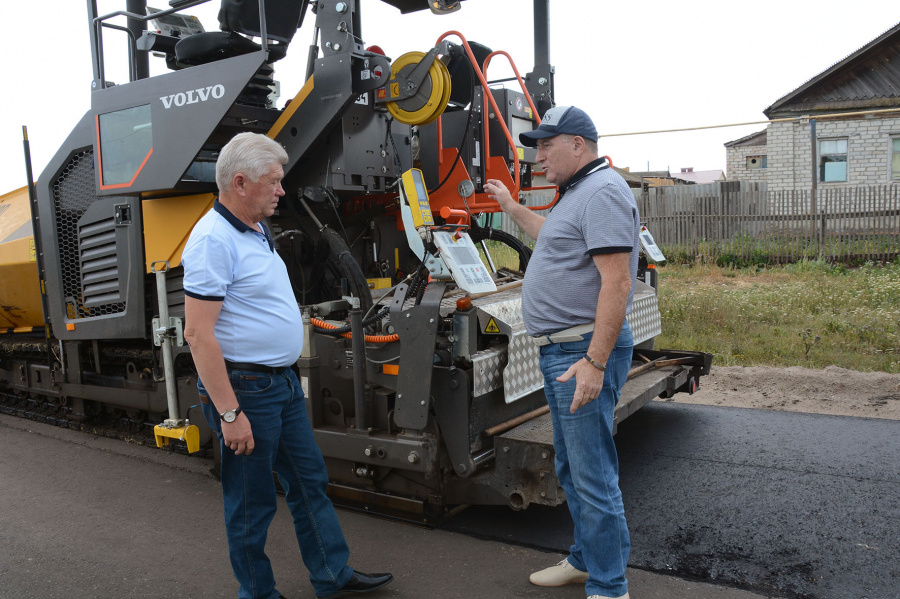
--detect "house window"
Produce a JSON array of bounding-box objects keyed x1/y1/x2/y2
[
  {"x1": 892, "y1": 137, "x2": 900, "y2": 179},
  {"x1": 746, "y1": 155, "x2": 767, "y2": 169},
  {"x1": 819, "y1": 139, "x2": 847, "y2": 182}
]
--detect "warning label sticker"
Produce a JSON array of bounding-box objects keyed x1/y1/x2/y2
[{"x1": 484, "y1": 318, "x2": 501, "y2": 334}]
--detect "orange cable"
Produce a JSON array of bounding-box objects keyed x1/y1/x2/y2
[{"x1": 310, "y1": 317, "x2": 399, "y2": 343}]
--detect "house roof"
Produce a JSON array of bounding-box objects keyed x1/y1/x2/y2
[
  {"x1": 671, "y1": 169, "x2": 726, "y2": 185},
  {"x1": 628, "y1": 170, "x2": 671, "y2": 179},
  {"x1": 612, "y1": 166, "x2": 643, "y2": 188},
  {"x1": 764, "y1": 21, "x2": 900, "y2": 117},
  {"x1": 724, "y1": 129, "x2": 767, "y2": 148}
]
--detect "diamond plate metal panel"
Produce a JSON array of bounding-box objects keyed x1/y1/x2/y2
[
  {"x1": 468, "y1": 295, "x2": 543, "y2": 404},
  {"x1": 472, "y1": 347, "x2": 505, "y2": 398},
  {"x1": 418, "y1": 280, "x2": 660, "y2": 402},
  {"x1": 475, "y1": 296, "x2": 525, "y2": 329},
  {"x1": 503, "y1": 323, "x2": 543, "y2": 403},
  {"x1": 627, "y1": 281, "x2": 662, "y2": 346}
]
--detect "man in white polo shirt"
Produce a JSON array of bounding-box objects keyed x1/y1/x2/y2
[
  {"x1": 484, "y1": 106, "x2": 638, "y2": 599},
  {"x1": 182, "y1": 132, "x2": 392, "y2": 599}
]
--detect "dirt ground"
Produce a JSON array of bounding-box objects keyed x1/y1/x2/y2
[{"x1": 663, "y1": 365, "x2": 900, "y2": 420}]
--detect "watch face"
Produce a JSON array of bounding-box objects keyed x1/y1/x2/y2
[{"x1": 222, "y1": 410, "x2": 237, "y2": 423}]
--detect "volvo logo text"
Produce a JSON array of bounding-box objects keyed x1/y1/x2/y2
[{"x1": 160, "y1": 84, "x2": 225, "y2": 109}]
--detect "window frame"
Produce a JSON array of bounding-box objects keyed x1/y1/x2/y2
[
  {"x1": 891, "y1": 135, "x2": 900, "y2": 180},
  {"x1": 746, "y1": 155, "x2": 767, "y2": 170},
  {"x1": 97, "y1": 104, "x2": 153, "y2": 189},
  {"x1": 818, "y1": 137, "x2": 848, "y2": 183}
]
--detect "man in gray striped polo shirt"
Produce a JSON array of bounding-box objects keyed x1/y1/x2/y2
[{"x1": 484, "y1": 105, "x2": 639, "y2": 599}]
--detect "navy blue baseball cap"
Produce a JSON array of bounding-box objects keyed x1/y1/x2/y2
[{"x1": 519, "y1": 105, "x2": 598, "y2": 147}]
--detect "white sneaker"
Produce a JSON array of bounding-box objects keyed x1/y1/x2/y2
[
  {"x1": 587, "y1": 593, "x2": 629, "y2": 599},
  {"x1": 529, "y1": 557, "x2": 588, "y2": 586}
]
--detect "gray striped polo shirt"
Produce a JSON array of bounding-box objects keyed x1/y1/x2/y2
[{"x1": 522, "y1": 159, "x2": 640, "y2": 337}]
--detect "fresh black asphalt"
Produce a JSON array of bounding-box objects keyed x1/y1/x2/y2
[
  {"x1": 0, "y1": 412, "x2": 764, "y2": 599},
  {"x1": 444, "y1": 402, "x2": 900, "y2": 599}
]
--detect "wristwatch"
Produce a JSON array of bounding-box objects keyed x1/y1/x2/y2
[{"x1": 219, "y1": 406, "x2": 242, "y2": 423}]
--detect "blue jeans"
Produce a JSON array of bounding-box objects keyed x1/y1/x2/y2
[
  {"x1": 200, "y1": 368, "x2": 353, "y2": 599},
  {"x1": 539, "y1": 323, "x2": 633, "y2": 598}
]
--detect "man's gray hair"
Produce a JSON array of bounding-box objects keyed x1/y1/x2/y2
[{"x1": 216, "y1": 132, "x2": 289, "y2": 192}]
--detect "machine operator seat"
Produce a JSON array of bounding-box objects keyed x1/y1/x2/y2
[{"x1": 174, "y1": 0, "x2": 308, "y2": 67}]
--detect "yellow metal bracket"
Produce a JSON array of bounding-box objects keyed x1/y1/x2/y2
[{"x1": 154, "y1": 423, "x2": 200, "y2": 453}]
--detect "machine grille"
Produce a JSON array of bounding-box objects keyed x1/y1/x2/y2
[
  {"x1": 79, "y1": 216, "x2": 121, "y2": 307},
  {"x1": 52, "y1": 150, "x2": 126, "y2": 319}
]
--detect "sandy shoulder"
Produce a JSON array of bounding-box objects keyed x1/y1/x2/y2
[{"x1": 659, "y1": 365, "x2": 900, "y2": 420}]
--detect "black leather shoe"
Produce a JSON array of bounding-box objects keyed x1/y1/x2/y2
[{"x1": 317, "y1": 570, "x2": 394, "y2": 598}]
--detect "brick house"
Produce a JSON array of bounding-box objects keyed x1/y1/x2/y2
[
  {"x1": 725, "y1": 21, "x2": 900, "y2": 192},
  {"x1": 724, "y1": 130, "x2": 768, "y2": 184}
]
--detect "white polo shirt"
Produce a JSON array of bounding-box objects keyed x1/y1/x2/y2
[{"x1": 182, "y1": 201, "x2": 302, "y2": 367}]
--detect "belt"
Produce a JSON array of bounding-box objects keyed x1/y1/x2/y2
[
  {"x1": 224, "y1": 360, "x2": 291, "y2": 374},
  {"x1": 531, "y1": 323, "x2": 595, "y2": 347}
]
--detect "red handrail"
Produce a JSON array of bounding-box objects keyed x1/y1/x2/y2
[
  {"x1": 434, "y1": 31, "x2": 521, "y2": 194},
  {"x1": 481, "y1": 50, "x2": 542, "y2": 167},
  {"x1": 482, "y1": 50, "x2": 559, "y2": 212}
]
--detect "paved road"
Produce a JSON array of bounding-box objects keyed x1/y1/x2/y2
[
  {"x1": 446, "y1": 402, "x2": 900, "y2": 599},
  {"x1": 0, "y1": 413, "x2": 765, "y2": 599}
]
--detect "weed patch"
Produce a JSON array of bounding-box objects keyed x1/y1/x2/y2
[{"x1": 655, "y1": 261, "x2": 900, "y2": 373}]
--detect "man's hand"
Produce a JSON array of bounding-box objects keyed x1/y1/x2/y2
[
  {"x1": 222, "y1": 412, "x2": 255, "y2": 455},
  {"x1": 484, "y1": 179, "x2": 516, "y2": 211},
  {"x1": 483, "y1": 178, "x2": 545, "y2": 240},
  {"x1": 556, "y1": 358, "x2": 605, "y2": 413}
]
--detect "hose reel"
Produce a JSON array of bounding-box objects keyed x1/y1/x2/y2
[{"x1": 380, "y1": 50, "x2": 452, "y2": 126}]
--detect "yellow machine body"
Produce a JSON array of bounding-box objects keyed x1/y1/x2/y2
[
  {"x1": 0, "y1": 187, "x2": 43, "y2": 329},
  {"x1": 142, "y1": 193, "x2": 216, "y2": 273}
]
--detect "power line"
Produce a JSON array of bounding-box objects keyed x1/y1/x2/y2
[{"x1": 598, "y1": 107, "x2": 900, "y2": 138}]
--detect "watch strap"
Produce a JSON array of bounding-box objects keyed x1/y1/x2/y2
[{"x1": 219, "y1": 406, "x2": 242, "y2": 421}]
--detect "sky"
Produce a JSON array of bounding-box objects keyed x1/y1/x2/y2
[{"x1": 3, "y1": 0, "x2": 900, "y2": 193}]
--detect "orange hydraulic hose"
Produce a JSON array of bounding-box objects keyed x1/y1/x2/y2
[{"x1": 310, "y1": 317, "x2": 399, "y2": 343}]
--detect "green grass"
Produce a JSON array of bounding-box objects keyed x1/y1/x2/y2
[
  {"x1": 479, "y1": 240, "x2": 529, "y2": 271},
  {"x1": 656, "y1": 259, "x2": 900, "y2": 373},
  {"x1": 660, "y1": 235, "x2": 898, "y2": 268}
]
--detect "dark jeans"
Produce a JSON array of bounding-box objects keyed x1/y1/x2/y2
[{"x1": 200, "y1": 368, "x2": 353, "y2": 599}]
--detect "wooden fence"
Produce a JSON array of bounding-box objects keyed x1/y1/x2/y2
[
  {"x1": 492, "y1": 182, "x2": 900, "y2": 263},
  {"x1": 636, "y1": 182, "x2": 900, "y2": 263}
]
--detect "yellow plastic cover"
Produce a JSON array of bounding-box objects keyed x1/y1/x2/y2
[{"x1": 0, "y1": 187, "x2": 43, "y2": 329}]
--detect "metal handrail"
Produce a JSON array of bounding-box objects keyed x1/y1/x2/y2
[
  {"x1": 481, "y1": 49, "x2": 559, "y2": 211},
  {"x1": 92, "y1": 0, "x2": 211, "y2": 89},
  {"x1": 481, "y1": 50, "x2": 541, "y2": 166},
  {"x1": 90, "y1": 0, "x2": 272, "y2": 90},
  {"x1": 434, "y1": 31, "x2": 521, "y2": 196}
]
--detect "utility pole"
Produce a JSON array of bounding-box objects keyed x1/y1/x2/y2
[{"x1": 810, "y1": 118, "x2": 822, "y2": 257}]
